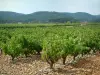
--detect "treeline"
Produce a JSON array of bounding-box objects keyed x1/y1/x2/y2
[{"x1": 0, "y1": 11, "x2": 100, "y2": 23}]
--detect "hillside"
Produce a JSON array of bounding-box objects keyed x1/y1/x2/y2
[{"x1": 0, "y1": 11, "x2": 100, "y2": 23}]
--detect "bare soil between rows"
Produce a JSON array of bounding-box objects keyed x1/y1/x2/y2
[{"x1": 0, "y1": 54, "x2": 100, "y2": 75}]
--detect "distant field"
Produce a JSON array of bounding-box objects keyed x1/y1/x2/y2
[
  {"x1": 0, "y1": 22, "x2": 100, "y2": 28},
  {"x1": 0, "y1": 23, "x2": 74, "y2": 28}
]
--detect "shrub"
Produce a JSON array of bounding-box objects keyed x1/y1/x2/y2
[
  {"x1": 42, "y1": 34, "x2": 61, "y2": 69},
  {"x1": 3, "y1": 35, "x2": 24, "y2": 61}
]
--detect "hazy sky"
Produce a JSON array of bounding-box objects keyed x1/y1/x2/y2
[{"x1": 0, "y1": 0, "x2": 100, "y2": 15}]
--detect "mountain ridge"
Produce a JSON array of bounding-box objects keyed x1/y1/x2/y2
[{"x1": 0, "y1": 11, "x2": 100, "y2": 23}]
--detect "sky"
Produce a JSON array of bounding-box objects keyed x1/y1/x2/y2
[{"x1": 0, "y1": 0, "x2": 100, "y2": 15}]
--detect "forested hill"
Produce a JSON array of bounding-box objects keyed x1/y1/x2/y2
[{"x1": 0, "y1": 11, "x2": 100, "y2": 23}]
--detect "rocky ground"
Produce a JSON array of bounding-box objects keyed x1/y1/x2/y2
[{"x1": 0, "y1": 54, "x2": 100, "y2": 75}]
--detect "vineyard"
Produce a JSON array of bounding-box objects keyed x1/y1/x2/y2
[{"x1": 0, "y1": 23, "x2": 100, "y2": 75}]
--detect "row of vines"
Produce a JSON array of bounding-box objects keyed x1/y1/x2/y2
[{"x1": 0, "y1": 25, "x2": 100, "y2": 69}]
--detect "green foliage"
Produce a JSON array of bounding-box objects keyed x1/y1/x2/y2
[
  {"x1": 23, "y1": 39, "x2": 42, "y2": 57},
  {"x1": 0, "y1": 30, "x2": 11, "y2": 43},
  {"x1": 42, "y1": 34, "x2": 62, "y2": 68},
  {"x1": 84, "y1": 32, "x2": 100, "y2": 53},
  {"x1": 66, "y1": 21, "x2": 71, "y2": 24},
  {"x1": 3, "y1": 35, "x2": 24, "y2": 60},
  {"x1": 0, "y1": 23, "x2": 100, "y2": 68}
]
